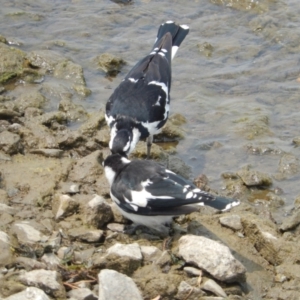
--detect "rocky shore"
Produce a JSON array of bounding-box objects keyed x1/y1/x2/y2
[{"x1": 1, "y1": 37, "x2": 300, "y2": 300}]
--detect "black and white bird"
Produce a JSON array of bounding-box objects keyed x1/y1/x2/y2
[
  {"x1": 103, "y1": 153, "x2": 240, "y2": 233},
  {"x1": 105, "y1": 21, "x2": 189, "y2": 158}
]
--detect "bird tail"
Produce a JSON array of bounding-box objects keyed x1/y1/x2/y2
[
  {"x1": 195, "y1": 191, "x2": 240, "y2": 211},
  {"x1": 153, "y1": 21, "x2": 189, "y2": 60}
]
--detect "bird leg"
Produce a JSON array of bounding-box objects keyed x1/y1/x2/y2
[{"x1": 146, "y1": 135, "x2": 153, "y2": 159}]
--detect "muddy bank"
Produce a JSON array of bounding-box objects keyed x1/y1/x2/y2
[{"x1": 1, "y1": 38, "x2": 300, "y2": 300}]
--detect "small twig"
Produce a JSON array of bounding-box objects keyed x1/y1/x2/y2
[{"x1": 63, "y1": 282, "x2": 79, "y2": 289}]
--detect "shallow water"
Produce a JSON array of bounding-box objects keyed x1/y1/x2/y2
[{"x1": 1, "y1": 0, "x2": 300, "y2": 220}]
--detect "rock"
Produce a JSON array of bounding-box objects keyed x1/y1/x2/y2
[
  {"x1": 178, "y1": 235, "x2": 246, "y2": 282},
  {"x1": 68, "y1": 150, "x2": 103, "y2": 184},
  {"x1": 94, "y1": 243, "x2": 142, "y2": 275},
  {"x1": 110, "y1": 202, "x2": 127, "y2": 223},
  {"x1": 95, "y1": 53, "x2": 126, "y2": 76},
  {"x1": 0, "y1": 131, "x2": 21, "y2": 154},
  {"x1": 292, "y1": 137, "x2": 300, "y2": 146},
  {"x1": 219, "y1": 214, "x2": 243, "y2": 231},
  {"x1": 58, "y1": 96, "x2": 88, "y2": 122},
  {"x1": 73, "y1": 247, "x2": 95, "y2": 264},
  {"x1": 3, "y1": 287, "x2": 50, "y2": 300},
  {"x1": 11, "y1": 221, "x2": 48, "y2": 244},
  {"x1": 183, "y1": 266, "x2": 202, "y2": 277},
  {"x1": 98, "y1": 269, "x2": 142, "y2": 300},
  {"x1": 94, "y1": 128, "x2": 110, "y2": 147},
  {"x1": 0, "y1": 109, "x2": 20, "y2": 119},
  {"x1": 68, "y1": 227, "x2": 103, "y2": 242},
  {"x1": 40, "y1": 253, "x2": 60, "y2": 270},
  {"x1": 237, "y1": 165, "x2": 272, "y2": 186},
  {"x1": 14, "y1": 91, "x2": 46, "y2": 113},
  {"x1": 15, "y1": 257, "x2": 47, "y2": 271},
  {"x1": 201, "y1": 279, "x2": 227, "y2": 298},
  {"x1": 167, "y1": 155, "x2": 192, "y2": 179},
  {"x1": 175, "y1": 281, "x2": 205, "y2": 300},
  {"x1": 19, "y1": 269, "x2": 66, "y2": 298},
  {"x1": 79, "y1": 111, "x2": 106, "y2": 137},
  {"x1": 295, "y1": 195, "x2": 300, "y2": 208},
  {"x1": 0, "y1": 231, "x2": 13, "y2": 267},
  {"x1": 81, "y1": 194, "x2": 113, "y2": 229},
  {"x1": 29, "y1": 149, "x2": 63, "y2": 158},
  {"x1": 67, "y1": 287, "x2": 97, "y2": 300},
  {"x1": 106, "y1": 223, "x2": 125, "y2": 232},
  {"x1": 279, "y1": 209, "x2": 300, "y2": 232},
  {"x1": 0, "y1": 203, "x2": 17, "y2": 215},
  {"x1": 37, "y1": 111, "x2": 67, "y2": 126},
  {"x1": 52, "y1": 194, "x2": 79, "y2": 220},
  {"x1": 157, "y1": 113, "x2": 186, "y2": 140},
  {"x1": 140, "y1": 246, "x2": 162, "y2": 263},
  {"x1": 0, "y1": 42, "x2": 26, "y2": 83},
  {"x1": 59, "y1": 182, "x2": 80, "y2": 194}
]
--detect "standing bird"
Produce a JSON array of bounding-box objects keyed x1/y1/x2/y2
[
  {"x1": 103, "y1": 154, "x2": 240, "y2": 234},
  {"x1": 105, "y1": 21, "x2": 189, "y2": 158}
]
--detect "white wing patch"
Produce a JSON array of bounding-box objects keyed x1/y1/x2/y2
[
  {"x1": 104, "y1": 166, "x2": 116, "y2": 186},
  {"x1": 128, "y1": 77, "x2": 138, "y2": 83},
  {"x1": 109, "y1": 123, "x2": 117, "y2": 150}
]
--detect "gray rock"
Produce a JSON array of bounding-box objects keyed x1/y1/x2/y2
[
  {"x1": 0, "y1": 231, "x2": 13, "y2": 267},
  {"x1": 79, "y1": 111, "x2": 106, "y2": 137},
  {"x1": 74, "y1": 247, "x2": 95, "y2": 265},
  {"x1": 178, "y1": 235, "x2": 246, "y2": 282},
  {"x1": 237, "y1": 166, "x2": 272, "y2": 186},
  {"x1": 183, "y1": 266, "x2": 202, "y2": 277},
  {"x1": 140, "y1": 245, "x2": 162, "y2": 263},
  {"x1": 175, "y1": 281, "x2": 205, "y2": 300},
  {"x1": 19, "y1": 269, "x2": 66, "y2": 298},
  {"x1": 52, "y1": 194, "x2": 79, "y2": 220},
  {"x1": 95, "y1": 53, "x2": 126, "y2": 76},
  {"x1": 279, "y1": 210, "x2": 300, "y2": 232},
  {"x1": 40, "y1": 253, "x2": 61, "y2": 270},
  {"x1": 82, "y1": 194, "x2": 112, "y2": 229},
  {"x1": 11, "y1": 221, "x2": 48, "y2": 244},
  {"x1": 3, "y1": 287, "x2": 50, "y2": 300},
  {"x1": 219, "y1": 214, "x2": 242, "y2": 231},
  {"x1": 110, "y1": 202, "x2": 127, "y2": 223},
  {"x1": 15, "y1": 257, "x2": 47, "y2": 271},
  {"x1": 68, "y1": 287, "x2": 97, "y2": 300},
  {"x1": 276, "y1": 153, "x2": 300, "y2": 179},
  {"x1": 0, "y1": 130, "x2": 21, "y2": 154},
  {"x1": 14, "y1": 91, "x2": 46, "y2": 112},
  {"x1": 202, "y1": 279, "x2": 227, "y2": 297},
  {"x1": 68, "y1": 226, "x2": 103, "y2": 242},
  {"x1": 98, "y1": 269, "x2": 143, "y2": 300}
]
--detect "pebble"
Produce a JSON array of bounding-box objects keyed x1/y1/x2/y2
[
  {"x1": 279, "y1": 210, "x2": 300, "y2": 232},
  {"x1": 15, "y1": 257, "x2": 47, "y2": 271},
  {"x1": 11, "y1": 221, "x2": 48, "y2": 244},
  {"x1": 19, "y1": 269, "x2": 65, "y2": 298},
  {"x1": 175, "y1": 280, "x2": 205, "y2": 300},
  {"x1": 60, "y1": 182, "x2": 80, "y2": 194},
  {"x1": 140, "y1": 245, "x2": 162, "y2": 262},
  {"x1": 202, "y1": 279, "x2": 227, "y2": 298},
  {"x1": 178, "y1": 235, "x2": 246, "y2": 282},
  {"x1": 52, "y1": 194, "x2": 79, "y2": 220},
  {"x1": 68, "y1": 227, "x2": 103, "y2": 242},
  {"x1": 29, "y1": 148, "x2": 63, "y2": 158},
  {"x1": 183, "y1": 266, "x2": 202, "y2": 277},
  {"x1": 3, "y1": 287, "x2": 50, "y2": 300},
  {"x1": 107, "y1": 222, "x2": 125, "y2": 232},
  {"x1": 98, "y1": 269, "x2": 143, "y2": 300},
  {"x1": 40, "y1": 253, "x2": 61, "y2": 269},
  {"x1": 219, "y1": 214, "x2": 242, "y2": 231},
  {"x1": 67, "y1": 287, "x2": 97, "y2": 300}
]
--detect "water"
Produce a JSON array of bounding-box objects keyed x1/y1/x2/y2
[{"x1": 1, "y1": 0, "x2": 300, "y2": 219}]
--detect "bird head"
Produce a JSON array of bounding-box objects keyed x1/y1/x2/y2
[{"x1": 109, "y1": 128, "x2": 132, "y2": 157}]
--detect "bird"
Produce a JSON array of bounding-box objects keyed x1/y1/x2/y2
[
  {"x1": 105, "y1": 21, "x2": 189, "y2": 158},
  {"x1": 103, "y1": 153, "x2": 240, "y2": 234}
]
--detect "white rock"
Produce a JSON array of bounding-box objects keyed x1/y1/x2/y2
[
  {"x1": 175, "y1": 281, "x2": 205, "y2": 299},
  {"x1": 11, "y1": 221, "x2": 48, "y2": 244},
  {"x1": 98, "y1": 269, "x2": 143, "y2": 300},
  {"x1": 107, "y1": 243, "x2": 142, "y2": 261},
  {"x1": 178, "y1": 235, "x2": 246, "y2": 282},
  {"x1": 183, "y1": 266, "x2": 202, "y2": 277},
  {"x1": 0, "y1": 203, "x2": 17, "y2": 215},
  {"x1": 68, "y1": 287, "x2": 97, "y2": 300},
  {"x1": 202, "y1": 279, "x2": 227, "y2": 297},
  {"x1": 19, "y1": 269, "x2": 65, "y2": 298},
  {"x1": 41, "y1": 253, "x2": 61, "y2": 269},
  {"x1": 140, "y1": 245, "x2": 162, "y2": 262},
  {"x1": 4, "y1": 287, "x2": 50, "y2": 300}
]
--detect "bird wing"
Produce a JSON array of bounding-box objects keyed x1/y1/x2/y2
[{"x1": 110, "y1": 164, "x2": 215, "y2": 216}]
